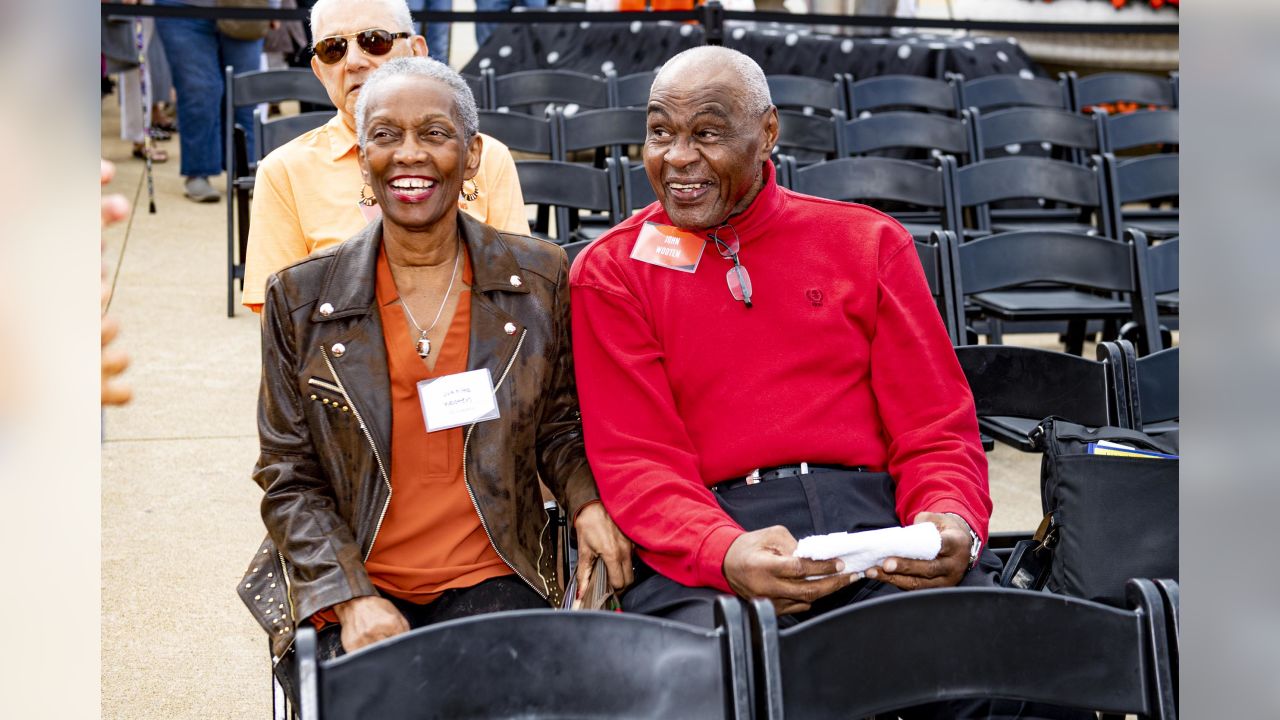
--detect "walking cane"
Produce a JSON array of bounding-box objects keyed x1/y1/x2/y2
[{"x1": 134, "y1": 18, "x2": 157, "y2": 214}]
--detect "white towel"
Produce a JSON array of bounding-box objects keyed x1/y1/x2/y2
[{"x1": 793, "y1": 524, "x2": 942, "y2": 575}]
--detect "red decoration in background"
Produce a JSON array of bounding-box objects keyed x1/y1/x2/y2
[{"x1": 1041, "y1": 0, "x2": 1177, "y2": 9}]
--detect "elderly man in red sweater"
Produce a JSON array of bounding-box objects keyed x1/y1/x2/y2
[{"x1": 570, "y1": 46, "x2": 998, "y2": 625}]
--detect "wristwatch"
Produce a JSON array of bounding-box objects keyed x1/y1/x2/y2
[{"x1": 944, "y1": 513, "x2": 982, "y2": 568}]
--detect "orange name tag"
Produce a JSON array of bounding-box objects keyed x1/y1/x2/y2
[{"x1": 629, "y1": 222, "x2": 706, "y2": 273}]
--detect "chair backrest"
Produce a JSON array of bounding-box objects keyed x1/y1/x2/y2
[
  {"x1": 950, "y1": 156, "x2": 1110, "y2": 235},
  {"x1": 1072, "y1": 71, "x2": 1176, "y2": 112},
  {"x1": 1136, "y1": 231, "x2": 1178, "y2": 296},
  {"x1": 775, "y1": 110, "x2": 844, "y2": 163},
  {"x1": 491, "y1": 69, "x2": 613, "y2": 112},
  {"x1": 259, "y1": 111, "x2": 333, "y2": 159},
  {"x1": 842, "y1": 111, "x2": 969, "y2": 159},
  {"x1": 558, "y1": 106, "x2": 648, "y2": 163},
  {"x1": 478, "y1": 109, "x2": 559, "y2": 158},
  {"x1": 562, "y1": 238, "x2": 594, "y2": 266},
  {"x1": 957, "y1": 73, "x2": 1071, "y2": 112},
  {"x1": 917, "y1": 233, "x2": 960, "y2": 344},
  {"x1": 230, "y1": 68, "x2": 333, "y2": 109},
  {"x1": 615, "y1": 69, "x2": 657, "y2": 107},
  {"x1": 791, "y1": 156, "x2": 951, "y2": 215},
  {"x1": 969, "y1": 106, "x2": 1104, "y2": 164},
  {"x1": 847, "y1": 74, "x2": 957, "y2": 115},
  {"x1": 953, "y1": 342, "x2": 1125, "y2": 429},
  {"x1": 1117, "y1": 338, "x2": 1179, "y2": 431},
  {"x1": 1110, "y1": 152, "x2": 1179, "y2": 205},
  {"x1": 767, "y1": 74, "x2": 847, "y2": 115},
  {"x1": 516, "y1": 159, "x2": 621, "y2": 243},
  {"x1": 1104, "y1": 109, "x2": 1179, "y2": 153},
  {"x1": 621, "y1": 156, "x2": 657, "y2": 214},
  {"x1": 747, "y1": 582, "x2": 1175, "y2": 719},
  {"x1": 461, "y1": 71, "x2": 491, "y2": 110},
  {"x1": 299, "y1": 598, "x2": 751, "y2": 720}
]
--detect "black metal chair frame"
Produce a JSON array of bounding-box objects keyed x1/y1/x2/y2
[
  {"x1": 969, "y1": 105, "x2": 1105, "y2": 166},
  {"x1": 1102, "y1": 108, "x2": 1179, "y2": 154},
  {"x1": 516, "y1": 159, "x2": 622, "y2": 244},
  {"x1": 1070, "y1": 70, "x2": 1177, "y2": 113},
  {"x1": 789, "y1": 155, "x2": 960, "y2": 240},
  {"x1": 490, "y1": 68, "x2": 615, "y2": 114},
  {"x1": 842, "y1": 110, "x2": 970, "y2": 163},
  {"x1": 556, "y1": 106, "x2": 648, "y2": 166},
  {"x1": 847, "y1": 73, "x2": 959, "y2": 116},
  {"x1": 767, "y1": 73, "x2": 848, "y2": 116},
  {"x1": 957, "y1": 72, "x2": 1072, "y2": 113},
  {"x1": 746, "y1": 581, "x2": 1176, "y2": 720},
  {"x1": 947, "y1": 154, "x2": 1115, "y2": 237},
  {"x1": 224, "y1": 67, "x2": 334, "y2": 317},
  {"x1": 296, "y1": 596, "x2": 752, "y2": 720}
]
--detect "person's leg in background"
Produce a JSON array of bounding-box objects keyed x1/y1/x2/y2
[
  {"x1": 473, "y1": 0, "x2": 509, "y2": 48},
  {"x1": 217, "y1": 31, "x2": 266, "y2": 160},
  {"x1": 154, "y1": 2, "x2": 225, "y2": 201},
  {"x1": 425, "y1": 0, "x2": 453, "y2": 65}
]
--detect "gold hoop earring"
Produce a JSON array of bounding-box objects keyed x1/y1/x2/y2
[
  {"x1": 358, "y1": 183, "x2": 377, "y2": 207},
  {"x1": 461, "y1": 180, "x2": 480, "y2": 202}
]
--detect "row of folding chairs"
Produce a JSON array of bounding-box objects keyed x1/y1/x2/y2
[
  {"x1": 291, "y1": 581, "x2": 1178, "y2": 720},
  {"x1": 468, "y1": 66, "x2": 1178, "y2": 118}
]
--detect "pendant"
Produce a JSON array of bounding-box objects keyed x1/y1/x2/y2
[{"x1": 416, "y1": 333, "x2": 431, "y2": 359}]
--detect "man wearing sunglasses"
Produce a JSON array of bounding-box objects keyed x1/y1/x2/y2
[
  {"x1": 570, "y1": 46, "x2": 999, "y2": 636},
  {"x1": 240, "y1": 0, "x2": 530, "y2": 312}
]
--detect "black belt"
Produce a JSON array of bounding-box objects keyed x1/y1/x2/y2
[{"x1": 713, "y1": 463, "x2": 867, "y2": 493}]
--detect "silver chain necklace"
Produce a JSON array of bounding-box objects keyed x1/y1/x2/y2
[{"x1": 398, "y1": 240, "x2": 463, "y2": 360}]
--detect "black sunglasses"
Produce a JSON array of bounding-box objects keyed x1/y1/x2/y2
[{"x1": 313, "y1": 29, "x2": 410, "y2": 65}]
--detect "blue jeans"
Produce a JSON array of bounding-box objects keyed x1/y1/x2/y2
[
  {"x1": 474, "y1": 0, "x2": 547, "y2": 48},
  {"x1": 408, "y1": 0, "x2": 453, "y2": 65},
  {"x1": 154, "y1": 0, "x2": 263, "y2": 178}
]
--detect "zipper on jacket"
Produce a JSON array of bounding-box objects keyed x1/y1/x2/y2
[
  {"x1": 321, "y1": 347, "x2": 393, "y2": 562},
  {"x1": 307, "y1": 376, "x2": 343, "y2": 395},
  {"x1": 461, "y1": 329, "x2": 553, "y2": 599}
]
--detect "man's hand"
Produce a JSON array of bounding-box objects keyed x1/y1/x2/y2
[
  {"x1": 865, "y1": 512, "x2": 971, "y2": 591},
  {"x1": 723, "y1": 526, "x2": 857, "y2": 615},
  {"x1": 332, "y1": 596, "x2": 409, "y2": 653},
  {"x1": 573, "y1": 501, "x2": 634, "y2": 604}
]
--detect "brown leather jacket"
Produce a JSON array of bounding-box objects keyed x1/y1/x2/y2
[{"x1": 238, "y1": 214, "x2": 598, "y2": 660}]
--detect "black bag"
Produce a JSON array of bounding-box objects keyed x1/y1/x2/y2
[
  {"x1": 1003, "y1": 418, "x2": 1178, "y2": 607},
  {"x1": 216, "y1": 0, "x2": 271, "y2": 42}
]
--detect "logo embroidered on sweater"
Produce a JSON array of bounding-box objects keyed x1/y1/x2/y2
[{"x1": 806, "y1": 288, "x2": 824, "y2": 307}]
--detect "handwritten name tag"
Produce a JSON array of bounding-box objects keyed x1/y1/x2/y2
[
  {"x1": 417, "y1": 369, "x2": 500, "y2": 432},
  {"x1": 629, "y1": 221, "x2": 706, "y2": 273}
]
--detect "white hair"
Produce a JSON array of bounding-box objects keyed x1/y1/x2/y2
[
  {"x1": 652, "y1": 46, "x2": 772, "y2": 116},
  {"x1": 310, "y1": 0, "x2": 414, "y2": 39},
  {"x1": 355, "y1": 57, "x2": 479, "y2": 149}
]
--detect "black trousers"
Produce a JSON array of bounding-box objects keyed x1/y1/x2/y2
[{"x1": 622, "y1": 469, "x2": 1088, "y2": 720}]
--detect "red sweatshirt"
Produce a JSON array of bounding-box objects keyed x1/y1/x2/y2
[{"x1": 569, "y1": 163, "x2": 989, "y2": 593}]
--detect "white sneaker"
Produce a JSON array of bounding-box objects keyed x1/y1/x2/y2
[{"x1": 184, "y1": 176, "x2": 221, "y2": 203}]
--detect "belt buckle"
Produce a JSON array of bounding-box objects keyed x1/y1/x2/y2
[{"x1": 744, "y1": 469, "x2": 761, "y2": 485}]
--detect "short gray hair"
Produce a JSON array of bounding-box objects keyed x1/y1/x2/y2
[
  {"x1": 653, "y1": 46, "x2": 772, "y2": 116},
  {"x1": 310, "y1": 0, "x2": 414, "y2": 39},
  {"x1": 355, "y1": 57, "x2": 480, "y2": 149}
]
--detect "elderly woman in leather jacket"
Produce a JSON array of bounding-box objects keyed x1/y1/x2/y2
[{"x1": 238, "y1": 57, "x2": 632, "y2": 673}]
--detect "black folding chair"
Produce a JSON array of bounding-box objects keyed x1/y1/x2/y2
[
  {"x1": 296, "y1": 597, "x2": 752, "y2": 720},
  {"x1": 775, "y1": 110, "x2": 844, "y2": 166},
  {"x1": 1071, "y1": 71, "x2": 1177, "y2": 113},
  {"x1": 516, "y1": 159, "x2": 622, "y2": 244},
  {"x1": 847, "y1": 73, "x2": 958, "y2": 116},
  {"x1": 224, "y1": 67, "x2": 334, "y2": 317},
  {"x1": 490, "y1": 68, "x2": 614, "y2": 114},
  {"x1": 461, "y1": 69, "x2": 492, "y2": 110},
  {"x1": 562, "y1": 238, "x2": 594, "y2": 266},
  {"x1": 1113, "y1": 338, "x2": 1179, "y2": 436},
  {"x1": 949, "y1": 155, "x2": 1113, "y2": 237},
  {"x1": 746, "y1": 581, "x2": 1176, "y2": 720},
  {"x1": 620, "y1": 156, "x2": 656, "y2": 214},
  {"x1": 477, "y1": 109, "x2": 559, "y2": 159},
  {"x1": 956, "y1": 72, "x2": 1072, "y2": 113},
  {"x1": 258, "y1": 112, "x2": 333, "y2": 160},
  {"x1": 767, "y1": 74, "x2": 847, "y2": 115},
  {"x1": 915, "y1": 234, "x2": 961, "y2": 345},
  {"x1": 1104, "y1": 152, "x2": 1179, "y2": 240},
  {"x1": 969, "y1": 106, "x2": 1105, "y2": 165},
  {"x1": 953, "y1": 341, "x2": 1128, "y2": 452},
  {"x1": 841, "y1": 110, "x2": 970, "y2": 164},
  {"x1": 557, "y1": 106, "x2": 647, "y2": 165},
  {"x1": 614, "y1": 69, "x2": 657, "y2": 108},
  {"x1": 788, "y1": 156, "x2": 958, "y2": 242},
  {"x1": 948, "y1": 227, "x2": 1160, "y2": 356},
  {"x1": 1102, "y1": 108, "x2": 1179, "y2": 154}
]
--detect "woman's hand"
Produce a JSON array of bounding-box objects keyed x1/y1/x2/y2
[
  {"x1": 572, "y1": 502, "x2": 634, "y2": 604},
  {"x1": 332, "y1": 596, "x2": 410, "y2": 652}
]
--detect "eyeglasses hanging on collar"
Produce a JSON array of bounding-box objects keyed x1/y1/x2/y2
[{"x1": 710, "y1": 224, "x2": 752, "y2": 308}]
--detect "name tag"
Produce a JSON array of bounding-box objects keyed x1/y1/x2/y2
[
  {"x1": 417, "y1": 369, "x2": 500, "y2": 432},
  {"x1": 629, "y1": 221, "x2": 705, "y2": 273}
]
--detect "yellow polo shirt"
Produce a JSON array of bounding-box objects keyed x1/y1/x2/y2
[{"x1": 242, "y1": 113, "x2": 529, "y2": 309}]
